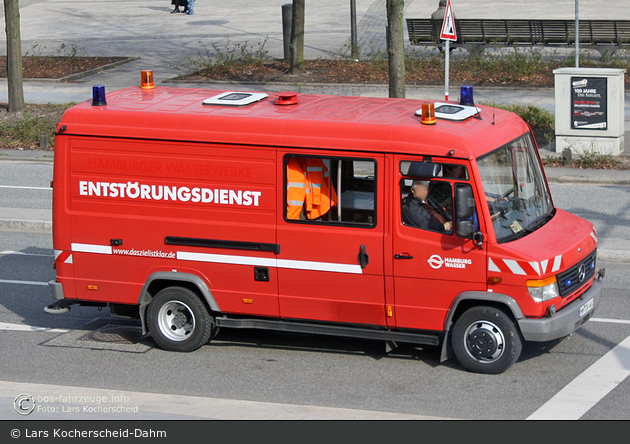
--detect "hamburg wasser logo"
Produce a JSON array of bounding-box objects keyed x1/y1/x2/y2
[
  {"x1": 427, "y1": 255, "x2": 444, "y2": 269},
  {"x1": 14, "y1": 393, "x2": 35, "y2": 415},
  {"x1": 428, "y1": 254, "x2": 472, "y2": 270}
]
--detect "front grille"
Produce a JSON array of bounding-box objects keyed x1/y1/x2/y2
[{"x1": 557, "y1": 250, "x2": 596, "y2": 297}]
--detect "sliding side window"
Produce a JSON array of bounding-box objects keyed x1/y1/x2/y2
[{"x1": 285, "y1": 155, "x2": 376, "y2": 227}]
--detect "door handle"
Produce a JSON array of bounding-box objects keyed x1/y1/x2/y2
[
  {"x1": 358, "y1": 245, "x2": 369, "y2": 269},
  {"x1": 394, "y1": 253, "x2": 414, "y2": 260}
]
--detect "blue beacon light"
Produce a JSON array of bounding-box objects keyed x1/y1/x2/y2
[
  {"x1": 459, "y1": 85, "x2": 474, "y2": 106},
  {"x1": 92, "y1": 85, "x2": 107, "y2": 106}
]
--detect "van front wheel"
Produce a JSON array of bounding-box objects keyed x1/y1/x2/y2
[
  {"x1": 452, "y1": 306, "x2": 522, "y2": 374},
  {"x1": 147, "y1": 286, "x2": 213, "y2": 352}
]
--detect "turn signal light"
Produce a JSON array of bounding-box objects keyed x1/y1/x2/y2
[
  {"x1": 141, "y1": 70, "x2": 155, "y2": 89},
  {"x1": 487, "y1": 276, "x2": 502, "y2": 285},
  {"x1": 527, "y1": 276, "x2": 559, "y2": 303},
  {"x1": 526, "y1": 276, "x2": 557, "y2": 288},
  {"x1": 420, "y1": 103, "x2": 436, "y2": 125}
]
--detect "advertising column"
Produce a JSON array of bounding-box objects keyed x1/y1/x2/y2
[{"x1": 554, "y1": 68, "x2": 625, "y2": 156}]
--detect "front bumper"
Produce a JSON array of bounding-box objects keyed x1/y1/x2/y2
[
  {"x1": 518, "y1": 279, "x2": 602, "y2": 342},
  {"x1": 48, "y1": 280, "x2": 64, "y2": 300}
]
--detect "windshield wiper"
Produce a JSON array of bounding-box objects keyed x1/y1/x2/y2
[
  {"x1": 499, "y1": 211, "x2": 555, "y2": 243},
  {"x1": 525, "y1": 210, "x2": 555, "y2": 233}
]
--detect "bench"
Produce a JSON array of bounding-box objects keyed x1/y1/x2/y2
[{"x1": 406, "y1": 19, "x2": 630, "y2": 56}]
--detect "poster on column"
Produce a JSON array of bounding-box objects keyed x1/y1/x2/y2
[{"x1": 571, "y1": 77, "x2": 607, "y2": 130}]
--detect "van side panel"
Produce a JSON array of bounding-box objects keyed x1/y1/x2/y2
[
  {"x1": 52, "y1": 134, "x2": 77, "y2": 300},
  {"x1": 66, "y1": 136, "x2": 280, "y2": 317},
  {"x1": 276, "y1": 151, "x2": 387, "y2": 326},
  {"x1": 391, "y1": 156, "x2": 488, "y2": 331}
]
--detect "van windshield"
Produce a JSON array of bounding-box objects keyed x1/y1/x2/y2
[{"x1": 477, "y1": 132, "x2": 554, "y2": 243}]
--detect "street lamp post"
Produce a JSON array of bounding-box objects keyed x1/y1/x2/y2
[{"x1": 575, "y1": 0, "x2": 580, "y2": 68}]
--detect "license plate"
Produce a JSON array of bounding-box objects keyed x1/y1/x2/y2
[{"x1": 579, "y1": 298, "x2": 594, "y2": 318}]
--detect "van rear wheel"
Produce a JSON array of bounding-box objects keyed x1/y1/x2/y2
[
  {"x1": 452, "y1": 306, "x2": 522, "y2": 374},
  {"x1": 147, "y1": 286, "x2": 213, "y2": 352}
]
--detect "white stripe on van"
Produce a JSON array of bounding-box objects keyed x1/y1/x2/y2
[
  {"x1": 277, "y1": 259, "x2": 362, "y2": 274},
  {"x1": 178, "y1": 251, "x2": 362, "y2": 274},
  {"x1": 503, "y1": 259, "x2": 526, "y2": 275},
  {"x1": 540, "y1": 259, "x2": 549, "y2": 274},
  {"x1": 71, "y1": 243, "x2": 363, "y2": 275},
  {"x1": 177, "y1": 251, "x2": 277, "y2": 268},
  {"x1": 529, "y1": 261, "x2": 541, "y2": 276},
  {"x1": 71, "y1": 243, "x2": 113, "y2": 255},
  {"x1": 551, "y1": 255, "x2": 563, "y2": 272},
  {"x1": 488, "y1": 257, "x2": 501, "y2": 273}
]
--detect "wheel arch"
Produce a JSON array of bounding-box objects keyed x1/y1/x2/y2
[
  {"x1": 136, "y1": 271, "x2": 221, "y2": 335},
  {"x1": 440, "y1": 291, "x2": 525, "y2": 362}
]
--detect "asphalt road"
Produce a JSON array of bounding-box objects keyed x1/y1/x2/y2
[
  {"x1": 0, "y1": 162, "x2": 52, "y2": 211},
  {"x1": 0, "y1": 230, "x2": 629, "y2": 420},
  {"x1": 0, "y1": 161, "x2": 629, "y2": 420}
]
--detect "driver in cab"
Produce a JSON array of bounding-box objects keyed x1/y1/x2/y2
[{"x1": 402, "y1": 180, "x2": 452, "y2": 232}]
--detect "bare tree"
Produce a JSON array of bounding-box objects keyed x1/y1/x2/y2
[
  {"x1": 4, "y1": 0, "x2": 25, "y2": 112},
  {"x1": 386, "y1": 0, "x2": 405, "y2": 98},
  {"x1": 289, "y1": 0, "x2": 305, "y2": 74}
]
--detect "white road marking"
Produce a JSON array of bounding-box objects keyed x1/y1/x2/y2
[
  {"x1": 0, "y1": 322, "x2": 69, "y2": 333},
  {"x1": 0, "y1": 279, "x2": 49, "y2": 286},
  {"x1": 526, "y1": 333, "x2": 630, "y2": 420},
  {"x1": 591, "y1": 317, "x2": 630, "y2": 325},
  {"x1": 0, "y1": 185, "x2": 51, "y2": 191},
  {"x1": 0, "y1": 251, "x2": 53, "y2": 257},
  {"x1": 3, "y1": 272, "x2": 630, "y2": 420}
]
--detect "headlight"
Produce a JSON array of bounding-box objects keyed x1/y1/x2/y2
[{"x1": 527, "y1": 276, "x2": 559, "y2": 303}]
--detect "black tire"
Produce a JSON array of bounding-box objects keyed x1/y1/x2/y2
[
  {"x1": 451, "y1": 306, "x2": 522, "y2": 374},
  {"x1": 146, "y1": 286, "x2": 214, "y2": 352}
]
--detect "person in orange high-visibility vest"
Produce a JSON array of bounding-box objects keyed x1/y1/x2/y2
[
  {"x1": 286, "y1": 157, "x2": 338, "y2": 220},
  {"x1": 286, "y1": 157, "x2": 308, "y2": 220},
  {"x1": 304, "y1": 157, "x2": 337, "y2": 219}
]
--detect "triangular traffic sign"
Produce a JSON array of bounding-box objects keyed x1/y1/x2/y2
[{"x1": 440, "y1": 0, "x2": 457, "y2": 41}]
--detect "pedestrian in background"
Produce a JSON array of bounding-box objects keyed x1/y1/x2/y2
[
  {"x1": 431, "y1": 0, "x2": 447, "y2": 20},
  {"x1": 431, "y1": 0, "x2": 455, "y2": 21},
  {"x1": 171, "y1": 0, "x2": 188, "y2": 13},
  {"x1": 186, "y1": 0, "x2": 195, "y2": 15}
]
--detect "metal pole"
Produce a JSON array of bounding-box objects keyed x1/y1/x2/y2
[
  {"x1": 350, "y1": 0, "x2": 358, "y2": 59},
  {"x1": 445, "y1": 40, "x2": 450, "y2": 101},
  {"x1": 575, "y1": 0, "x2": 579, "y2": 68},
  {"x1": 282, "y1": 4, "x2": 293, "y2": 61}
]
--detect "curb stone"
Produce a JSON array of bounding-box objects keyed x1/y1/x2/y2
[{"x1": 21, "y1": 57, "x2": 141, "y2": 84}]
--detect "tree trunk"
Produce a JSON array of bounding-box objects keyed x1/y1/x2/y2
[
  {"x1": 289, "y1": 0, "x2": 305, "y2": 74},
  {"x1": 4, "y1": 0, "x2": 25, "y2": 113},
  {"x1": 386, "y1": 0, "x2": 405, "y2": 98}
]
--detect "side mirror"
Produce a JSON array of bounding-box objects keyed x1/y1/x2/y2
[
  {"x1": 456, "y1": 219, "x2": 474, "y2": 239},
  {"x1": 455, "y1": 185, "x2": 475, "y2": 220},
  {"x1": 456, "y1": 221, "x2": 484, "y2": 248}
]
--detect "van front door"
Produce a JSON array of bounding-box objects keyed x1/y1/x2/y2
[
  {"x1": 276, "y1": 152, "x2": 386, "y2": 326},
  {"x1": 391, "y1": 155, "x2": 487, "y2": 331}
]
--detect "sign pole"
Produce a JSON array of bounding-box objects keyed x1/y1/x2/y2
[
  {"x1": 445, "y1": 40, "x2": 450, "y2": 101},
  {"x1": 440, "y1": 0, "x2": 457, "y2": 102}
]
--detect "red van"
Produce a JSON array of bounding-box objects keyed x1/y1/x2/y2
[{"x1": 48, "y1": 85, "x2": 603, "y2": 374}]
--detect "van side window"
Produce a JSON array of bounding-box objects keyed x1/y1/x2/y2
[
  {"x1": 399, "y1": 161, "x2": 468, "y2": 234},
  {"x1": 284, "y1": 155, "x2": 376, "y2": 227},
  {"x1": 401, "y1": 179, "x2": 453, "y2": 233}
]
